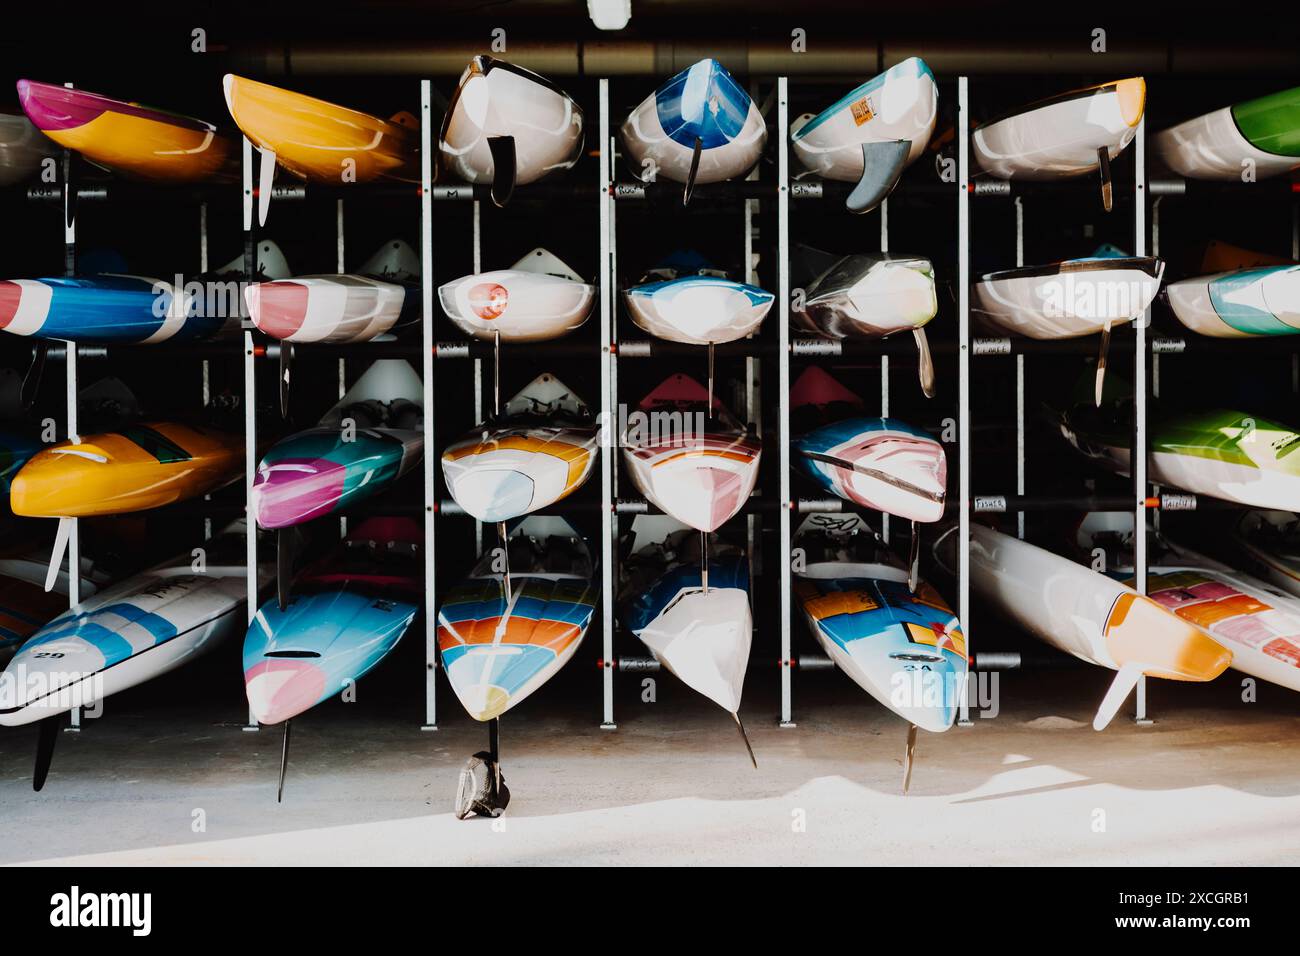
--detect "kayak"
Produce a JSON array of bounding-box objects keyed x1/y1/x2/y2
[
  {"x1": 619, "y1": 518, "x2": 752, "y2": 717},
  {"x1": 1235, "y1": 510, "x2": 1300, "y2": 597},
  {"x1": 438, "y1": 56, "x2": 584, "y2": 203},
  {"x1": 246, "y1": 239, "x2": 421, "y2": 344},
  {"x1": 950, "y1": 523, "x2": 1231, "y2": 729},
  {"x1": 443, "y1": 373, "x2": 597, "y2": 523},
  {"x1": 624, "y1": 254, "x2": 773, "y2": 345},
  {"x1": 0, "y1": 239, "x2": 291, "y2": 344},
  {"x1": 621, "y1": 59, "x2": 767, "y2": 195},
  {"x1": 795, "y1": 513, "x2": 966, "y2": 732},
  {"x1": 1166, "y1": 265, "x2": 1300, "y2": 337},
  {"x1": 1155, "y1": 86, "x2": 1300, "y2": 181},
  {"x1": 795, "y1": 417, "x2": 946, "y2": 524},
  {"x1": 439, "y1": 248, "x2": 594, "y2": 342},
  {"x1": 223, "y1": 74, "x2": 418, "y2": 183},
  {"x1": 252, "y1": 360, "x2": 424, "y2": 529},
  {"x1": 18, "y1": 79, "x2": 235, "y2": 182},
  {"x1": 11, "y1": 422, "x2": 243, "y2": 518},
  {"x1": 0, "y1": 548, "x2": 105, "y2": 664},
  {"x1": 244, "y1": 517, "x2": 422, "y2": 724},
  {"x1": 622, "y1": 374, "x2": 760, "y2": 533},
  {"x1": 790, "y1": 57, "x2": 938, "y2": 213},
  {"x1": 437, "y1": 516, "x2": 596, "y2": 721},
  {"x1": 0, "y1": 522, "x2": 270, "y2": 727}
]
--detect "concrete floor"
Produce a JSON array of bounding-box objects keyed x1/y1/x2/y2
[{"x1": 2, "y1": 665, "x2": 1298, "y2": 866}]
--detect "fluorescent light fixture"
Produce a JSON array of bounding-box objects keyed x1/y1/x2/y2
[{"x1": 588, "y1": 0, "x2": 631, "y2": 30}]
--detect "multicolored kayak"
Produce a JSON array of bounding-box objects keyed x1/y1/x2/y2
[
  {"x1": 223, "y1": 74, "x2": 419, "y2": 184},
  {"x1": 0, "y1": 548, "x2": 105, "y2": 663},
  {"x1": 622, "y1": 374, "x2": 760, "y2": 533},
  {"x1": 624, "y1": 252, "x2": 773, "y2": 345},
  {"x1": 1079, "y1": 513, "x2": 1300, "y2": 694},
  {"x1": 11, "y1": 422, "x2": 243, "y2": 518},
  {"x1": 947, "y1": 523, "x2": 1231, "y2": 730},
  {"x1": 17, "y1": 79, "x2": 235, "y2": 182},
  {"x1": 439, "y1": 248, "x2": 594, "y2": 342},
  {"x1": 973, "y1": 77, "x2": 1145, "y2": 209},
  {"x1": 621, "y1": 59, "x2": 767, "y2": 200},
  {"x1": 795, "y1": 513, "x2": 966, "y2": 733},
  {"x1": 437, "y1": 516, "x2": 596, "y2": 721},
  {"x1": 1155, "y1": 86, "x2": 1300, "y2": 181},
  {"x1": 1059, "y1": 402, "x2": 1300, "y2": 512},
  {"x1": 0, "y1": 111, "x2": 57, "y2": 187},
  {"x1": 438, "y1": 56, "x2": 584, "y2": 205},
  {"x1": 252, "y1": 360, "x2": 424, "y2": 530},
  {"x1": 0, "y1": 521, "x2": 270, "y2": 728},
  {"x1": 795, "y1": 416, "x2": 946, "y2": 524},
  {"x1": 793, "y1": 248, "x2": 938, "y2": 397},
  {"x1": 1166, "y1": 265, "x2": 1300, "y2": 337},
  {"x1": 0, "y1": 239, "x2": 290, "y2": 344},
  {"x1": 246, "y1": 239, "x2": 420, "y2": 344},
  {"x1": 244, "y1": 517, "x2": 421, "y2": 725},
  {"x1": 442, "y1": 373, "x2": 597, "y2": 523},
  {"x1": 790, "y1": 57, "x2": 938, "y2": 213}
]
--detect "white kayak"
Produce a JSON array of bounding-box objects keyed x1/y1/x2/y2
[
  {"x1": 791, "y1": 56, "x2": 937, "y2": 213},
  {"x1": 439, "y1": 247, "x2": 594, "y2": 342},
  {"x1": 245, "y1": 239, "x2": 421, "y2": 344},
  {"x1": 621, "y1": 59, "x2": 767, "y2": 197},
  {"x1": 952, "y1": 524, "x2": 1232, "y2": 730},
  {"x1": 1154, "y1": 86, "x2": 1300, "y2": 181},
  {"x1": 438, "y1": 55, "x2": 584, "y2": 205},
  {"x1": 624, "y1": 258, "x2": 773, "y2": 345},
  {"x1": 0, "y1": 523, "x2": 271, "y2": 726},
  {"x1": 1166, "y1": 265, "x2": 1300, "y2": 338}
]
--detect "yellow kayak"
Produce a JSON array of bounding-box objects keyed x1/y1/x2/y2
[
  {"x1": 11, "y1": 423, "x2": 243, "y2": 518},
  {"x1": 223, "y1": 74, "x2": 418, "y2": 183},
  {"x1": 18, "y1": 79, "x2": 235, "y2": 182}
]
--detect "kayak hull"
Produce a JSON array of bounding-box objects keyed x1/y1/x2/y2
[
  {"x1": 1167, "y1": 266, "x2": 1300, "y2": 338},
  {"x1": 1155, "y1": 87, "x2": 1300, "y2": 181},
  {"x1": 246, "y1": 275, "x2": 419, "y2": 344},
  {"x1": 793, "y1": 253, "x2": 937, "y2": 338},
  {"x1": 439, "y1": 269, "x2": 594, "y2": 342},
  {"x1": 624, "y1": 276, "x2": 773, "y2": 345}
]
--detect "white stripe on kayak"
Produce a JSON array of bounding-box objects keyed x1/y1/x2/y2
[{"x1": 6, "y1": 280, "x2": 54, "y2": 336}]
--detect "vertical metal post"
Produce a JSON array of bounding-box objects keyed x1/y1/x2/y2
[
  {"x1": 880, "y1": 198, "x2": 890, "y2": 545},
  {"x1": 957, "y1": 76, "x2": 973, "y2": 726},
  {"x1": 241, "y1": 135, "x2": 260, "y2": 731},
  {"x1": 420, "y1": 81, "x2": 438, "y2": 731},
  {"x1": 1133, "y1": 116, "x2": 1151, "y2": 725},
  {"x1": 598, "y1": 79, "x2": 617, "y2": 729},
  {"x1": 745, "y1": 125, "x2": 760, "y2": 582},
  {"x1": 62, "y1": 92, "x2": 81, "y2": 730},
  {"x1": 1014, "y1": 196, "x2": 1025, "y2": 540},
  {"x1": 778, "y1": 77, "x2": 794, "y2": 728}
]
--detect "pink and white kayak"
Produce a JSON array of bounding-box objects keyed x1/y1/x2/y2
[
  {"x1": 622, "y1": 374, "x2": 760, "y2": 533},
  {"x1": 439, "y1": 248, "x2": 594, "y2": 342},
  {"x1": 245, "y1": 239, "x2": 420, "y2": 344}
]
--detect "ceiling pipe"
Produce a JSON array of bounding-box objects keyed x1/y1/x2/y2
[{"x1": 231, "y1": 38, "x2": 1300, "y2": 78}]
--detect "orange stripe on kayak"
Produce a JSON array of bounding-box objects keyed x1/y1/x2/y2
[{"x1": 444, "y1": 435, "x2": 590, "y2": 462}]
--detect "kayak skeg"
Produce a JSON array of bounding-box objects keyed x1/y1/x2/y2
[
  {"x1": 1166, "y1": 264, "x2": 1300, "y2": 338},
  {"x1": 790, "y1": 57, "x2": 938, "y2": 214},
  {"x1": 793, "y1": 248, "x2": 938, "y2": 397},
  {"x1": 246, "y1": 239, "x2": 421, "y2": 344},
  {"x1": 619, "y1": 517, "x2": 752, "y2": 717},
  {"x1": 622, "y1": 374, "x2": 761, "y2": 533},
  {"x1": 443, "y1": 373, "x2": 598, "y2": 523},
  {"x1": 795, "y1": 416, "x2": 946, "y2": 524},
  {"x1": 621, "y1": 59, "x2": 767, "y2": 201},
  {"x1": 439, "y1": 248, "x2": 594, "y2": 342},
  {"x1": 973, "y1": 78, "x2": 1145, "y2": 180},
  {"x1": 1155, "y1": 86, "x2": 1300, "y2": 181},
  {"x1": 18, "y1": 79, "x2": 235, "y2": 182},
  {"x1": 11, "y1": 422, "x2": 243, "y2": 518},
  {"x1": 1058, "y1": 402, "x2": 1300, "y2": 513},
  {"x1": 438, "y1": 56, "x2": 584, "y2": 205},
  {"x1": 0, "y1": 239, "x2": 291, "y2": 345},
  {"x1": 244, "y1": 517, "x2": 422, "y2": 725},
  {"x1": 252, "y1": 360, "x2": 424, "y2": 529},
  {"x1": 0, "y1": 521, "x2": 271, "y2": 727},
  {"x1": 942, "y1": 523, "x2": 1231, "y2": 730},
  {"x1": 223, "y1": 74, "x2": 419, "y2": 184},
  {"x1": 1079, "y1": 512, "x2": 1300, "y2": 695},
  {"x1": 794, "y1": 513, "x2": 966, "y2": 732},
  {"x1": 437, "y1": 516, "x2": 596, "y2": 721},
  {"x1": 623, "y1": 252, "x2": 773, "y2": 345},
  {"x1": 0, "y1": 111, "x2": 58, "y2": 187}
]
